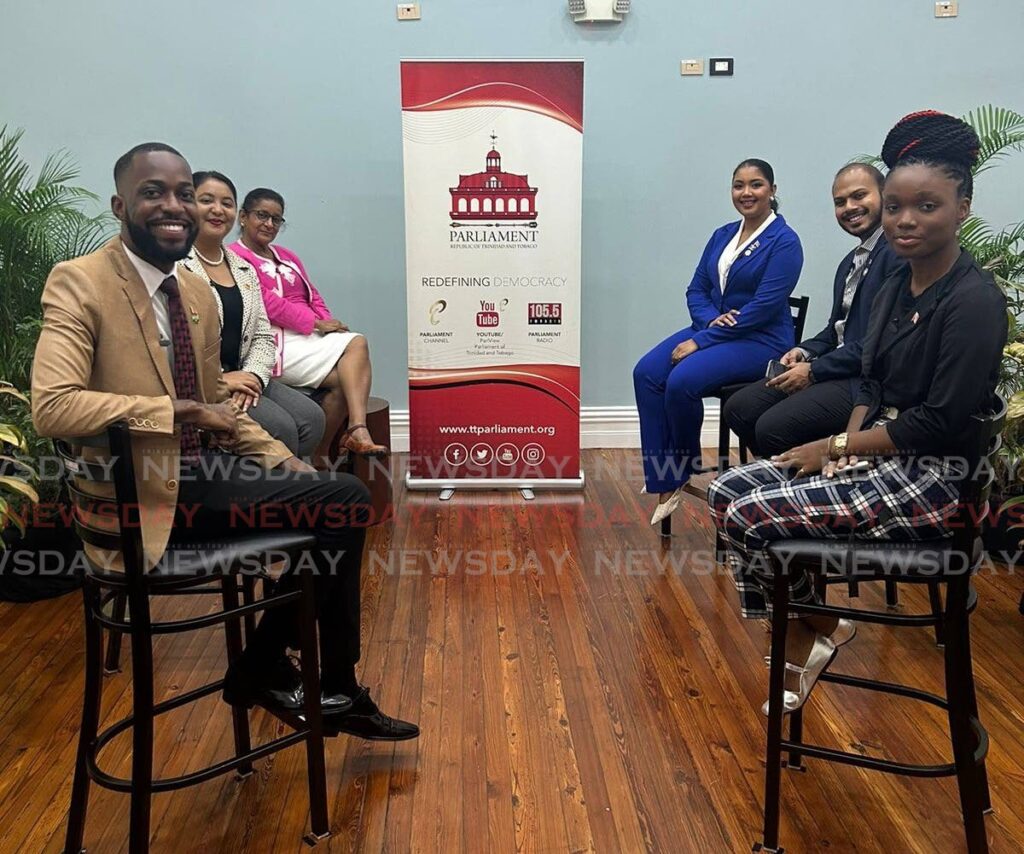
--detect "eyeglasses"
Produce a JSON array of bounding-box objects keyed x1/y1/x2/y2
[{"x1": 247, "y1": 210, "x2": 287, "y2": 229}]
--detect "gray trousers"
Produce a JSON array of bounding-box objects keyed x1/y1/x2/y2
[{"x1": 248, "y1": 379, "x2": 326, "y2": 458}]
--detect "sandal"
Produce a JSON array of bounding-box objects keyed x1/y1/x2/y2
[{"x1": 340, "y1": 423, "x2": 388, "y2": 458}]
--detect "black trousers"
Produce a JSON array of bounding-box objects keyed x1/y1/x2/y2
[
  {"x1": 723, "y1": 377, "x2": 854, "y2": 457},
  {"x1": 173, "y1": 452, "x2": 370, "y2": 689}
]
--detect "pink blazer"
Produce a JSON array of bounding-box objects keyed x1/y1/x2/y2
[{"x1": 228, "y1": 242, "x2": 334, "y2": 374}]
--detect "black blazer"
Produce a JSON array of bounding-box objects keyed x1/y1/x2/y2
[
  {"x1": 800, "y1": 236, "x2": 903, "y2": 384},
  {"x1": 855, "y1": 250, "x2": 1006, "y2": 456}
]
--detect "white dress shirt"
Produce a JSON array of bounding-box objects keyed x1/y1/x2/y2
[
  {"x1": 717, "y1": 211, "x2": 777, "y2": 293},
  {"x1": 121, "y1": 241, "x2": 175, "y2": 365}
]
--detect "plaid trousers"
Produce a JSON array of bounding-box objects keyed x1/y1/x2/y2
[{"x1": 707, "y1": 458, "x2": 961, "y2": 619}]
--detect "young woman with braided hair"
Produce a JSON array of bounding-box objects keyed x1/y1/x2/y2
[{"x1": 707, "y1": 111, "x2": 1007, "y2": 714}]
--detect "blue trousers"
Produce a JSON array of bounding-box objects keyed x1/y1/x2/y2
[{"x1": 633, "y1": 328, "x2": 778, "y2": 492}]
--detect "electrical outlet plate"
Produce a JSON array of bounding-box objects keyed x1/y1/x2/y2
[
  {"x1": 680, "y1": 60, "x2": 704, "y2": 76},
  {"x1": 935, "y1": 0, "x2": 958, "y2": 17},
  {"x1": 397, "y1": 3, "x2": 421, "y2": 20},
  {"x1": 709, "y1": 57, "x2": 735, "y2": 77}
]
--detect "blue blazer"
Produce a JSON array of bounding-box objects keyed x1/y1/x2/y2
[
  {"x1": 799, "y1": 236, "x2": 904, "y2": 385},
  {"x1": 686, "y1": 215, "x2": 803, "y2": 354}
]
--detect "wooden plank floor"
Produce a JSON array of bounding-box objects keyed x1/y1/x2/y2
[{"x1": 1, "y1": 449, "x2": 1023, "y2": 853}]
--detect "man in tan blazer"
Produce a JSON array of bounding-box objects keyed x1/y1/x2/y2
[{"x1": 32, "y1": 142, "x2": 417, "y2": 740}]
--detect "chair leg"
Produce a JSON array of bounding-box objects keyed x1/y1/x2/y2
[
  {"x1": 127, "y1": 592, "x2": 155, "y2": 854},
  {"x1": 885, "y1": 579, "x2": 900, "y2": 609},
  {"x1": 660, "y1": 516, "x2": 672, "y2": 540},
  {"x1": 785, "y1": 708, "x2": 805, "y2": 772},
  {"x1": 758, "y1": 569, "x2": 791, "y2": 853},
  {"x1": 241, "y1": 574, "x2": 257, "y2": 643},
  {"x1": 739, "y1": 441, "x2": 749, "y2": 466},
  {"x1": 943, "y1": 580, "x2": 989, "y2": 853},
  {"x1": 297, "y1": 566, "x2": 330, "y2": 843},
  {"x1": 64, "y1": 582, "x2": 105, "y2": 854},
  {"x1": 104, "y1": 591, "x2": 127, "y2": 674},
  {"x1": 718, "y1": 415, "x2": 731, "y2": 473},
  {"x1": 220, "y1": 576, "x2": 254, "y2": 778},
  {"x1": 928, "y1": 582, "x2": 946, "y2": 647},
  {"x1": 958, "y1": 584, "x2": 991, "y2": 814}
]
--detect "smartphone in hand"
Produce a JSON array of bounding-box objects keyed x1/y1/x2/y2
[{"x1": 765, "y1": 359, "x2": 788, "y2": 380}]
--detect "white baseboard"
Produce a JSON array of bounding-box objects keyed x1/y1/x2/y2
[{"x1": 387, "y1": 403, "x2": 722, "y2": 452}]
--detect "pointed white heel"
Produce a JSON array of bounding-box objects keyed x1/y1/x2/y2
[{"x1": 650, "y1": 488, "x2": 683, "y2": 526}]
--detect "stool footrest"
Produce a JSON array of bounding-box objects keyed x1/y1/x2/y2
[
  {"x1": 89, "y1": 729, "x2": 308, "y2": 793},
  {"x1": 779, "y1": 739, "x2": 957, "y2": 778},
  {"x1": 820, "y1": 671, "x2": 949, "y2": 709},
  {"x1": 790, "y1": 600, "x2": 944, "y2": 628},
  {"x1": 93, "y1": 589, "x2": 301, "y2": 635},
  {"x1": 781, "y1": 713, "x2": 987, "y2": 777},
  {"x1": 93, "y1": 679, "x2": 225, "y2": 759}
]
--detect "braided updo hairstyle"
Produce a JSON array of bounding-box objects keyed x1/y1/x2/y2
[{"x1": 880, "y1": 110, "x2": 980, "y2": 199}]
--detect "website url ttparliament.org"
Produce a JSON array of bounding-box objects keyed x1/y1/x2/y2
[{"x1": 438, "y1": 424, "x2": 556, "y2": 437}]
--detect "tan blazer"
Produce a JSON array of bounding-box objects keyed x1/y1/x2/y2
[{"x1": 32, "y1": 238, "x2": 291, "y2": 570}]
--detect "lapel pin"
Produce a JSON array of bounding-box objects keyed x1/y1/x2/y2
[
  {"x1": 189, "y1": 306, "x2": 200, "y2": 324},
  {"x1": 911, "y1": 311, "x2": 920, "y2": 325}
]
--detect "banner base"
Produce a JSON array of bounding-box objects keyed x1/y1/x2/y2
[{"x1": 406, "y1": 472, "x2": 585, "y2": 496}]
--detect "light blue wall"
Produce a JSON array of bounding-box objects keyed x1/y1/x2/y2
[{"x1": 4, "y1": 1, "x2": 1023, "y2": 408}]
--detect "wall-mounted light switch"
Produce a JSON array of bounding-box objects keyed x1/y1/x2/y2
[
  {"x1": 680, "y1": 60, "x2": 704, "y2": 76},
  {"x1": 397, "y1": 3, "x2": 421, "y2": 20},
  {"x1": 935, "y1": 1, "x2": 958, "y2": 17}
]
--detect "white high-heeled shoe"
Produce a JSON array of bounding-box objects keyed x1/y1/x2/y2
[
  {"x1": 650, "y1": 488, "x2": 683, "y2": 526},
  {"x1": 763, "y1": 618, "x2": 856, "y2": 667},
  {"x1": 761, "y1": 634, "x2": 837, "y2": 716}
]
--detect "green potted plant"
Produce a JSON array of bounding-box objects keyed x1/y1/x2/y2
[
  {"x1": 956, "y1": 108, "x2": 1024, "y2": 550},
  {"x1": 0, "y1": 126, "x2": 113, "y2": 598}
]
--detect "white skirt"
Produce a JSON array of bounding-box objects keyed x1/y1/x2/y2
[{"x1": 279, "y1": 329, "x2": 362, "y2": 388}]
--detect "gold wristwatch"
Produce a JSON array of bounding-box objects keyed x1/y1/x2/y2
[{"x1": 831, "y1": 432, "x2": 849, "y2": 460}]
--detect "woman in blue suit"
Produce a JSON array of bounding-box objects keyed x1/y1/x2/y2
[{"x1": 634, "y1": 159, "x2": 803, "y2": 524}]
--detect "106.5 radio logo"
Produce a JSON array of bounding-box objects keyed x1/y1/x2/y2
[{"x1": 528, "y1": 303, "x2": 562, "y2": 325}]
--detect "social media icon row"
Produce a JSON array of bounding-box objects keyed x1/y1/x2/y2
[{"x1": 443, "y1": 442, "x2": 545, "y2": 467}]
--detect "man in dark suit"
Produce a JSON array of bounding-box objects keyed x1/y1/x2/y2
[{"x1": 724, "y1": 163, "x2": 903, "y2": 456}]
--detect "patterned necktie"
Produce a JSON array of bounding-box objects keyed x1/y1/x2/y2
[
  {"x1": 834, "y1": 246, "x2": 871, "y2": 347},
  {"x1": 158, "y1": 276, "x2": 202, "y2": 464}
]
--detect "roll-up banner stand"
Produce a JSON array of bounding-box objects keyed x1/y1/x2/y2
[{"x1": 401, "y1": 60, "x2": 585, "y2": 497}]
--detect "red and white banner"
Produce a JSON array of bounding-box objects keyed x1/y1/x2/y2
[{"x1": 401, "y1": 60, "x2": 584, "y2": 488}]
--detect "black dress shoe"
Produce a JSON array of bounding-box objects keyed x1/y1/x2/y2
[
  {"x1": 223, "y1": 655, "x2": 355, "y2": 715},
  {"x1": 223, "y1": 653, "x2": 304, "y2": 712},
  {"x1": 320, "y1": 690, "x2": 354, "y2": 714},
  {"x1": 323, "y1": 687, "x2": 420, "y2": 741}
]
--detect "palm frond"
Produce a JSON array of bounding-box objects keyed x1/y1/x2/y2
[
  {"x1": 962, "y1": 105, "x2": 1024, "y2": 175},
  {"x1": 0, "y1": 125, "x2": 115, "y2": 393}
]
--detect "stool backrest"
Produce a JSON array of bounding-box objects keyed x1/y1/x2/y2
[
  {"x1": 55, "y1": 423, "x2": 145, "y2": 580},
  {"x1": 789, "y1": 295, "x2": 810, "y2": 343},
  {"x1": 949, "y1": 394, "x2": 1007, "y2": 560}
]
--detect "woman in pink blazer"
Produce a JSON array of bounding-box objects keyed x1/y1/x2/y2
[{"x1": 230, "y1": 187, "x2": 386, "y2": 464}]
